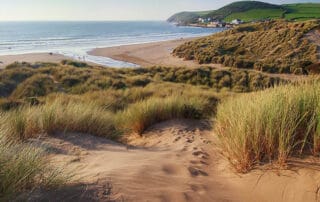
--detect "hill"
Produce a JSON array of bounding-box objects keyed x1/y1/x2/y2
[
  {"x1": 167, "y1": 1, "x2": 320, "y2": 24},
  {"x1": 173, "y1": 20, "x2": 320, "y2": 74}
]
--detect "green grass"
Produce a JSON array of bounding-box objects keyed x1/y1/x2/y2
[
  {"x1": 284, "y1": 3, "x2": 320, "y2": 21},
  {"x1": 0, "y1": 62, "x2": 283, "y2": 102},
  {"x1": 168, "y1": 1, "x2": 320, "y2": 24},
  {"x1": 215, "y1": 79, "x2": 320, "y2": 172},
  {"x1": 1, "y1": 97, "x2": 117, "y2": 140},
  {"x1": 0, "y1": 134, "x2": 66, "y2": 200},
  {"x1": 224, "y1": 9, "x2": 285, "y2": 22},
  {"x1": 117, "y1": 95, "x2": 210, "y2": 134}
]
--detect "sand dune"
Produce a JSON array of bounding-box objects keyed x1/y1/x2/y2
[{"x1": 24, "y1": 119, "x2": 320, "y2": 202}]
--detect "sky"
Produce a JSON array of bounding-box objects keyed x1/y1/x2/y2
[{"x1": 0, "y1": 0, "x2": 319, "y2": 21}]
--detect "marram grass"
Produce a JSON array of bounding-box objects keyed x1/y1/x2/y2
[
  {"x1": 215, "y1": 79, "x2": 320, "y2": 172},
  {"x1": 0, "y1": 134, "x2": 66, "y2": 200},
  {"x1": 117, "y1": 95, "x2": 210, "y2": 134}
]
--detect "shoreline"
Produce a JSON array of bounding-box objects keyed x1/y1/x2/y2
[
  {"x1": 0, "y1": 37, "x2": 203, "y2": 69},
  {"x1": 88, "y1": 37, "x2": 206, "y2": 68}
]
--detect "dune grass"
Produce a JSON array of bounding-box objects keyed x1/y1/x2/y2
[
  {"x1": 0, "y1": 97, "x2": 117, "y2": 141},
  {"x1": 173, "y1": 20, "x2": 320, "y2": 74},
  {"x1": 0, "y1": 134, "x2": 66, "y2": 200},
  {"x1": 215, "y1": 79, "x2": 320, "y2": 172},
  {"x1": 117, "y1": 95, "x2": 210, "y2": 134}
]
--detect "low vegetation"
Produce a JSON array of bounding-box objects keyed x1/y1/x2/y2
[
  {"x1": 0, "y1": 134, "x2": 66, "y2": 200},
  {"x1": 215, "y1": 79, "x2": 320, "y2": 172},
  {"x1": 174, "y1": 20, "x2": 320, "y2": 74},
  {"x1": 0, "y1": 60, "x2": 308, "y2": 199},
  {"x1": 0, "y1": 61, "x2": 283, "y2": 101},
  {"x1": 118, "y1": 95, "x2": 210, "y2": 134}
]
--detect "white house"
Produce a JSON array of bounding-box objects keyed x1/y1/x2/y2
[
  {"x1": 198, "y1": 18, "x2": 205, "y2": 23},
  {"x1": 231, "y1": 19, "x2": 243, "y2": 25}
]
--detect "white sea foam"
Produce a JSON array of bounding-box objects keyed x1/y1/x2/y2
[{"x1": 0, "y1": 21, "x2": 225, "y2": 67}]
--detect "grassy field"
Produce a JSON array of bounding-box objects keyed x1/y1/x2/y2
[
  {"x1": 173, "y1": 20, "x2": 320, "y2": 74},
  {"x1": 284, "y1": 3, "x2": 320, "y2": 21},
  {"x1": 168, "y1": 1, "x2": 320, "y2": 24},
  {"x1": 224, "y1": 8, "x2": 285, "y2": 22}
]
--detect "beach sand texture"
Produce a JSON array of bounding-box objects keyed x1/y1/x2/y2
[
  {"x1": 26, "y1": 119, "x2": 320, "y2": 202},
  {"x1": 88, "y1": 38, "x2": 208, "y2": 68}
]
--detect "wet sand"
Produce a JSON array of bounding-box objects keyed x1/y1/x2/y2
[{"x1": 88, "y1": 38, "x2": 209, "y2": 68}]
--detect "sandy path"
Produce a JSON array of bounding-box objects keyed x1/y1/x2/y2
[{"x1": 27, "y1": 119, "x2": 320, "y2": 202}]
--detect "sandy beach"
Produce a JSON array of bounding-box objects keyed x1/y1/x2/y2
[
  {"x1": 88, "y1": 38, "x2": 208, "y2": 68},
  {"x1": 0, "y1": 53, "x2": 72, "y2": 68},
  {"x1": 0, "y1": 38, "x2": 201, "y2": 69}
]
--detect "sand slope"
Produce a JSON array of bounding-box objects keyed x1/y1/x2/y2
[{"x1": 28, "y1": 119, "x2": 320, "y2": 202}]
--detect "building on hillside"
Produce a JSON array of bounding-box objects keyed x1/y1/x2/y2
[
  {"x1": 231, "y1": 19, "x2": 243, "y2": 25},
  {"x1": 198, "y1": 18, "x2": 205, "y2": 23}
]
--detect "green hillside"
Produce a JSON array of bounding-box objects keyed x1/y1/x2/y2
[
  {"x1": 167, "y1": 1, "x2": 320, "y2": 24},
  {"x1": 173, "y1": 20, "x2": 320, "y2": 74},
  {"x1": 284, "y1": 3, "x2": 320, "y2": 21}
]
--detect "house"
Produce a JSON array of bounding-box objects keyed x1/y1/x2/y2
[
  {"x1": 198, "y1": 18, "x2": 205, "y2": 23},
  {"x1": 231, "y1": 19, "x2": 243, "y2": 25}
]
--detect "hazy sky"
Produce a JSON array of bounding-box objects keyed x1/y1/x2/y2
[{"x1": 0, "y1": 0, "x2": 319, "y2": 21}]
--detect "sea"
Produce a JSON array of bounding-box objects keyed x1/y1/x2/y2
[{"x1": 0, "y1": 21, "x2": 225, "y2": 67}]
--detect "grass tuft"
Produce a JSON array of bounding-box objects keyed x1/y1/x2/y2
[
  {"x1": 215, "y1": 79, "x2": 320, "y2": 172},
  {"x1": 117, "y1": 95, "x2": 210, "y2": 134}
]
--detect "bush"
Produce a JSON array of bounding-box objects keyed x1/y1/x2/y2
[
  {"x1": 61, "y1": 60, "x2": 89, "y2": 68},
  {"x1": 11, "y1": 74, "x2": 57, "y2": 99}
]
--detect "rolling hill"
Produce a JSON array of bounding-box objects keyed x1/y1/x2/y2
[
  {"x1": 173, "y1": 20, "x2": 320, "y2": 74},
  {"x1": 167, "y1": 1, "x2": 320, "y2": 24}
]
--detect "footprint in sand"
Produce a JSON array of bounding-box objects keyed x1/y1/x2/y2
[
  {"x1": 174, "y1": 136, "x2": 181, "y2": 142},
  {"x1": 188, "y1": 166, "x2": 208, "y2": 177},
  {"x1": 192, "y1": 150, "x2": 209, "y2": 157}
]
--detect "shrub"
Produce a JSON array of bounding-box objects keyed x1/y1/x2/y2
[
  {"x1": 11, "y1": 74, "x2": 57, "y2": 99},
  {"x1": 61, "y1": 60, "x2": 89, "y2": 68}
]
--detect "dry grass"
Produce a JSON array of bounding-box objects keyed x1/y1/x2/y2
[
  {"x1": 215, "y1": 78, "x2": 320, "y2": 172},
  {"x1": 0, "y1": 97, "x2": 117, "y2": 141},
  {"x1": 0, "y1": 133, "x2": 66, "y2": 200},
  {"x1": 117, "y1": 95, "x2": 210, "y2": 134}
]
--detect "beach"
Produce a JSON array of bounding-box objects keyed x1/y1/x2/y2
[
  {"x1": 0, "y1": 53, "x2": 70, "y2": 68},
  {"x1": 88, "y1": 38, "x2": 207, "y2": 68},
  {"x1": 0, "y1": 38, "x2": 205, "y2": 69}
]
